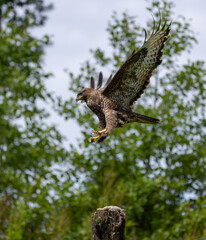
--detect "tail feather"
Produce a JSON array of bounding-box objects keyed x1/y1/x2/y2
[{"x1": 130, "y1": 112, "x2": 160, "y2": 124}]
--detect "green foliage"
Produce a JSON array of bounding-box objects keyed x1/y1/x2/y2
[
  {"x1": 59, "y1": 0, "x2": 206, "y2": 239},
  {"x1": 1, "y1": 0, "x2": 206, "y2": 239},
  {"x1": 0, "y1": 1, "x2": 70, "y2": 239},
  {"x1": 6, "y1": 201, "x2": 28, "y2": 240}
]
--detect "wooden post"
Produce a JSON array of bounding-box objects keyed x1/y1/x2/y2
[{"x1": 91, "y1": 206, "x2": 126, "y2": 240}]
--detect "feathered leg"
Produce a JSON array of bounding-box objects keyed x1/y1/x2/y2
[
  {"x1": 97, "y1": 110, "x2": 118, "y2": 143},
  {"x1": 89, "y1": 110, "x2": 118, "y2": 143},
  {"x1": 89, "y1": 114, "x2": 106, "y2": 143},
  {"x1": 93, "y1": 115, "x2": 106, "y2": 134}
]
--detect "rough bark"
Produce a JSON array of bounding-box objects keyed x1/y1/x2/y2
[{"x1": 91, "y1": 206, "x2": 125, "y2": 240}]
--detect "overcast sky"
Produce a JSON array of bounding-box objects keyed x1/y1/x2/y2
[{"x1": 35, "y1": 0, "x2": 206, "y2": 146}]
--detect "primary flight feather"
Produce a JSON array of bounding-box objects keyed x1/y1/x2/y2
[{"x1": 76, "y1": 17, "x2": 171, "y2": 143}]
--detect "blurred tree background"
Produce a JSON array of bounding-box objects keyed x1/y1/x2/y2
[{"x1": 1, "y1": 0, "x2": 206, "y2": 239}]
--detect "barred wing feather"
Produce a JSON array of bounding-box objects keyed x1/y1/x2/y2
[{"x1": 102, "y1": 20, "x2": 171, "y2": 109}]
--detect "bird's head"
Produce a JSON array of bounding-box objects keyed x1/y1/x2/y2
[
  {"x1": 76, "y1": 88, "x2": 93, "y2": 103},
  {"x1": 76, "y1": 72, "x2": 105, "y2": 103}
]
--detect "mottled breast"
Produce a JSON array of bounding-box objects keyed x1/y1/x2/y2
[{"x1": 86, "y1": 90, "x2": 104, "y2": 115}]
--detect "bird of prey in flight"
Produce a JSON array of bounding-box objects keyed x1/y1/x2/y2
[{"x1": 76, "y1": 17, "x2": 171, "y2": 143}]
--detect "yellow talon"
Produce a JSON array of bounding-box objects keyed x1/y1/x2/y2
[
  {"x1": 93, "y1": 129, "x2": 106, "y2": 135},
  {"x1": 89, "y1": 136, "x2": 100, "y2": 143}
]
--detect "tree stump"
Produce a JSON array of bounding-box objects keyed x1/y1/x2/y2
[{"x1": 91, "y1": 206, "x2": 126, "y2": 240}]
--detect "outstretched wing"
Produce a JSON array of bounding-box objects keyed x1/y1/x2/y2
[{"x1": 102, "y1": 19, "x2": 171, "y2": 109}]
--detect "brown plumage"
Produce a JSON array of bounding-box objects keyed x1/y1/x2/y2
[{"x1": 76, "y1": 18, "x2": 171, "y2": 143}]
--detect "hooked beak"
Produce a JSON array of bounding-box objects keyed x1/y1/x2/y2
[{"x1": 76, "y1": 96, "x2": 84, "y2": 103}]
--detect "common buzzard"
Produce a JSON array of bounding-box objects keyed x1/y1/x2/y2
[{"x1": 76, "y1": 17, "x2": 171, "y2": 143}]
